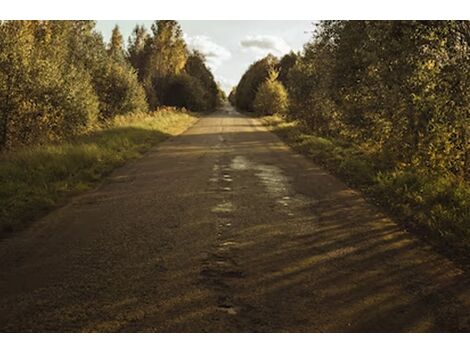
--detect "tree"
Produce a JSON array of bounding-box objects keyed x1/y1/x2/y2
[
  {"x1": 142, "y1": 20, "x2": 188, "y2": 109},
  {"x1": 108, "y1": 25, "x2": 125, "y2": 61},
  {"x1": 0, "y1": 20, "x2": 148, "y2": 149},
  {"x1": 277, "y1": 51, "x2": 298, "y2": 89},
  {"x1": 0, "y1": 21, "x2": 99, "y2": 148},
  {"x1": 127, "y1": 25, "x2": 149, "y2": 81},
  {"x1": 253, "y1": 69, "x2": 289, "y2": 116},
  {"x1": 286, "y1": 20, "x2": 470, "y2": 177},
  {"x1": 126, "y1": 22, "x2": 221, "y2": 112},
  {"x1": 163, "y1": 74, "x2": 207, "y2": 111},
  {"x1": 235, "y1": 54, "x2": 279, "y2": 112},
  {"x1": 184, "y1": 51, "x2": 220, "y2": 110}
]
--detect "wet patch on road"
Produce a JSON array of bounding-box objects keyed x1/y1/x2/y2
[{"x1": 230, "y1": 155, "x2": 314, "y2": 218}]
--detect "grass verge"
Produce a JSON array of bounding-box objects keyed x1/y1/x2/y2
[
  {"x1": 0, "y1": 108, "x2": 196, "y2": 233},
  {"x1": 264, "y1": 115, "x2": 470, "y2": 261}
]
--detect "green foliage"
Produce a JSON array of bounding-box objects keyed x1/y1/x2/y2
[
  {"x1": 63, "y1": 21, "x2": 148, "y2": 121},
  {"x1": 92, "y1": 60, "x2": 148, "y2": 121},
  {"x1": 234, "y1": 52, "x2": 298, "y2": 113},
  {"x1": 0, "y1": 19, "x2": 221, "y2": 149},
  {"x1": 133, "y1": 20, "x2": 188, "y2": 109},
  {"x1": 127, "y1": 25, "x2": 149, "y2": 81},
  {"x1": 0, "y1": 109, "x2": 196, "y2": 232},
  {"x1": 253, "y1": 70, "x2": 289, "y2": 116},
  {"x1": 288, "y1": 21, "x2": 470, "y2": 178},
  {"x1": 108, "y1": 25, "x2": 125, "y2": 61},
  {"x1": 127, "y1": 21, "x2": 222, "y2": 112},
  {"x1": 0, "y1": 21, "x2": 100, "y2": 148},
  {"x1": 277, "y1": 51, "x2": 298, "y2": 88},
  {"x1": 235, "y1": 54, "x2": 279, "y2": 112},
  {"x1": 0, "y1": 20, "x2": 148, "y2": 150},
  {"x1": 184, "y1": 52, "x2": 222, "y2": 110},
  {"x1": 162, "y1": 74, "x2": 208, "y2": 112}
]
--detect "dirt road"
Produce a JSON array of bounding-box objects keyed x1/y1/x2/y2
[{"x1": 0, "y1": 108, "x2": 468, "y2": 332}]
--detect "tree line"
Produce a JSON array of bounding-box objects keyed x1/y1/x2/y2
[
  {"x1": 0, "y1": 20, "x2": 223, "y2": 150},
  {"x1": 232, "y1": 21, "x2": 470, "y2": 180}
]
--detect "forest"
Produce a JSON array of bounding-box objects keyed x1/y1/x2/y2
[
  {"x1": 232, "y1": 21, "x2": 470, "y2": 256},
  {"x1": 0, "y1": 20, "x2": 223, "y2": 150}
]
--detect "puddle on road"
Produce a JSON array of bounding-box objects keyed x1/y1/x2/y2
[{"x1": 230, "y1": 155, "x2": 312, "y2": 215}]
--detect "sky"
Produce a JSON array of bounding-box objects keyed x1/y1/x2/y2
[{"x1": 95, "y1": 21, "x2": 316, "y2": 93}]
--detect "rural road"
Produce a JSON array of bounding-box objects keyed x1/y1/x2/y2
[{"x1": 0, "y1": 107, "x2": 469, "y2": 332}]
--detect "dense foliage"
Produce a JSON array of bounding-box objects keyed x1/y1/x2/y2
[
  {"x1": 127, "y1": 21, "x2": 223, "y2": 112},
  {"x1": 0, "y1": 20, "x2": 223, "y2": 150},
  {"x1": 234, "y1": 54, "x2": 279, "y2": 112},
  {"x1": 287, "y1": 21, "x2": 470, "y2": 179},
  {"x1": 233, "y1": 52, "x2": 296, "y2": 114}
]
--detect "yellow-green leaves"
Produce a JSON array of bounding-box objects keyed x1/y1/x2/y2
[{"x1": 253, "y1": 72, "x2": 289, "y2": 116}]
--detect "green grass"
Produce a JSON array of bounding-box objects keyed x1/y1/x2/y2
[
  {"x1": 264, "y1": 115, "x2": 470, "y2": 260},
  {"x1": 0, "y1": 109, "x2": 196, "y2": 233}
]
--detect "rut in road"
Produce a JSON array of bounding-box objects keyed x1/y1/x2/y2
[{"x1": 0, "y1": 108, "x2": 469, "y2": 332}]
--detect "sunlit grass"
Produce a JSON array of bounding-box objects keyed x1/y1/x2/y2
[{"x1": 0, "y1": 109, "x2": 196, "y2": 233}]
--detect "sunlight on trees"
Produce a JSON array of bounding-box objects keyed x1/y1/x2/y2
[
  {"x1": 0, "y1": 20, "x2": 223, "y2": 150},
  {"x1": 253, "y1": 69, "x2": 288, "y2": 116}
]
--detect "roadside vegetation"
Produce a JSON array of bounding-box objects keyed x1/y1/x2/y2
[
  {"x1": 0, "y1": 109, "x2": 195, "y2": 233},
  {"x1": 232, "y1": 21, "x2": 470, "y2": 258},
  {"x1": 0, "y1": 20, "x2": 222, "y2": 232}
]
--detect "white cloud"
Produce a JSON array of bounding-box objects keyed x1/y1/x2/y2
[
  {"x1": 240, "y1": 35, "x2": 291, "y2": 56},
  {"x1": 183, "y1": 34, "x2": 232, "y2": 70}
]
